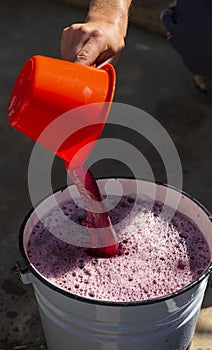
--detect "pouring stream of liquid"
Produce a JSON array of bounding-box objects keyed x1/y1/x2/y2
[{"x1": 65, "y1": 162, "x2": 118, "y2": 257}]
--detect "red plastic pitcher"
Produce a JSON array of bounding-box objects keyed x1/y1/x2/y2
[{"x1": 8, "y1": 55, "x2": 115, "y2": 168}]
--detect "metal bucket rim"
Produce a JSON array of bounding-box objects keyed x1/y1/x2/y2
[{"x1": 19, "y1": 177, "x2": 212, "y2": 307}]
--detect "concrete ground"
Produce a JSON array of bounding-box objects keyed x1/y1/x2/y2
[{"x1": 0, "y1": 0, "x2": 212, "y2": 349}]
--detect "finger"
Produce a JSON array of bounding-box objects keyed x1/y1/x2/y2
[
  {"x1": 97, "y1": 48, "x2": 123, "y2": 67},
  {"x1": 60, "y1": 25, "x2": 91, "y2": 62},
  {"x1": 60, "y1": 27, "x2": 75, "y2": 60},
  {"x1": 75, "y1": 35, "x2": 106, "y2": 66},
  {"x1": 160, "y1": 9, "x2": 177, "y2": 35},
  {"x1": 70, "y1": 25, "x2": 96, "y2": 62}
]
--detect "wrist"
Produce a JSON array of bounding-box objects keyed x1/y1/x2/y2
[
  {"x1": 86, "y1": 1, "x2": 130, "y2": 38},
  {"x1": 86, "y1": 14, "x2": 129, "y2": 38}
]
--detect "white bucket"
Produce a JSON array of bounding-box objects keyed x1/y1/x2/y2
[{"x1": 18, "y1": 179, "x2": 212, "y2": 350}]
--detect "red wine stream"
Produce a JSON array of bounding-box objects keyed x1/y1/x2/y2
[{"x1": 65, "y1": 162, "x2": 118, "y2": 257}]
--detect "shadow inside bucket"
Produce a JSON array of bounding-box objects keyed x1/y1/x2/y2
[{"x1": 169, "y1": 211, "x2": 211, "y2": 281}]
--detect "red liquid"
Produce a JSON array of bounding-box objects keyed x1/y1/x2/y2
[{"x1": 65, "y1": 162, "x2": 118, "y2": 257}]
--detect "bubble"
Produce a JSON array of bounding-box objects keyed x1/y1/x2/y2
[{"x1": 83, "y1": 269, "x2": 91, "y2": 276}]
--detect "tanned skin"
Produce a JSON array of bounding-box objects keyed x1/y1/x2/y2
[{"x1": 60, "y1": 0, "x2": 132, "y2": 67}]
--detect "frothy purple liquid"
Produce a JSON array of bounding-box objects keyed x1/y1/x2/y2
[{"x1": 27, "y1": 195, "x2": 211, "y2": 302}]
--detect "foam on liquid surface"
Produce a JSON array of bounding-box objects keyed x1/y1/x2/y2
[{"x1": 27, "y1": 195, "x2": 211, "y2": 302}]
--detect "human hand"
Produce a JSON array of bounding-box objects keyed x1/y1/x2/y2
[{"x1": 60, "y1": 21, "x2": 126, "y2": 67}]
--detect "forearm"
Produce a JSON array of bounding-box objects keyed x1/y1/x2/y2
[{"x1": 86, "y1": 0, "x2": 132, "y2": 37}]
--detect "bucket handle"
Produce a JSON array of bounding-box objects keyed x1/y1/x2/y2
[{"x1": 16, "y1": 259, "x2": 33, "y2": 285}]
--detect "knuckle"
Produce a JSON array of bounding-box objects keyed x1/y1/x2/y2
[
  {"x1": 92, "y1": 29, "x2": 103, "y2": 38},
  {"x1": 69, "y1": 23, "x2": 80, "y2": 31},
  {"x1": 80, "y1": 26, "x2": 103, "y2": 38},
  {"x1": 76, "y1": 50, "x2": 89, "y2": 61},
  {"x1": 62, "y1": 26, "x2": 70, "y2": 32},
  {"x1": 80, "y1": 26, "x2": 91, "y2": 36},
  {"x1": 65, "y1": 23, "x2": 82, "y2": 34}
]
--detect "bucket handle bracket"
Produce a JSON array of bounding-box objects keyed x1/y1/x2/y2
[{"x1": 16, "y1": 259, "x2": 33, "y2": 285}]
